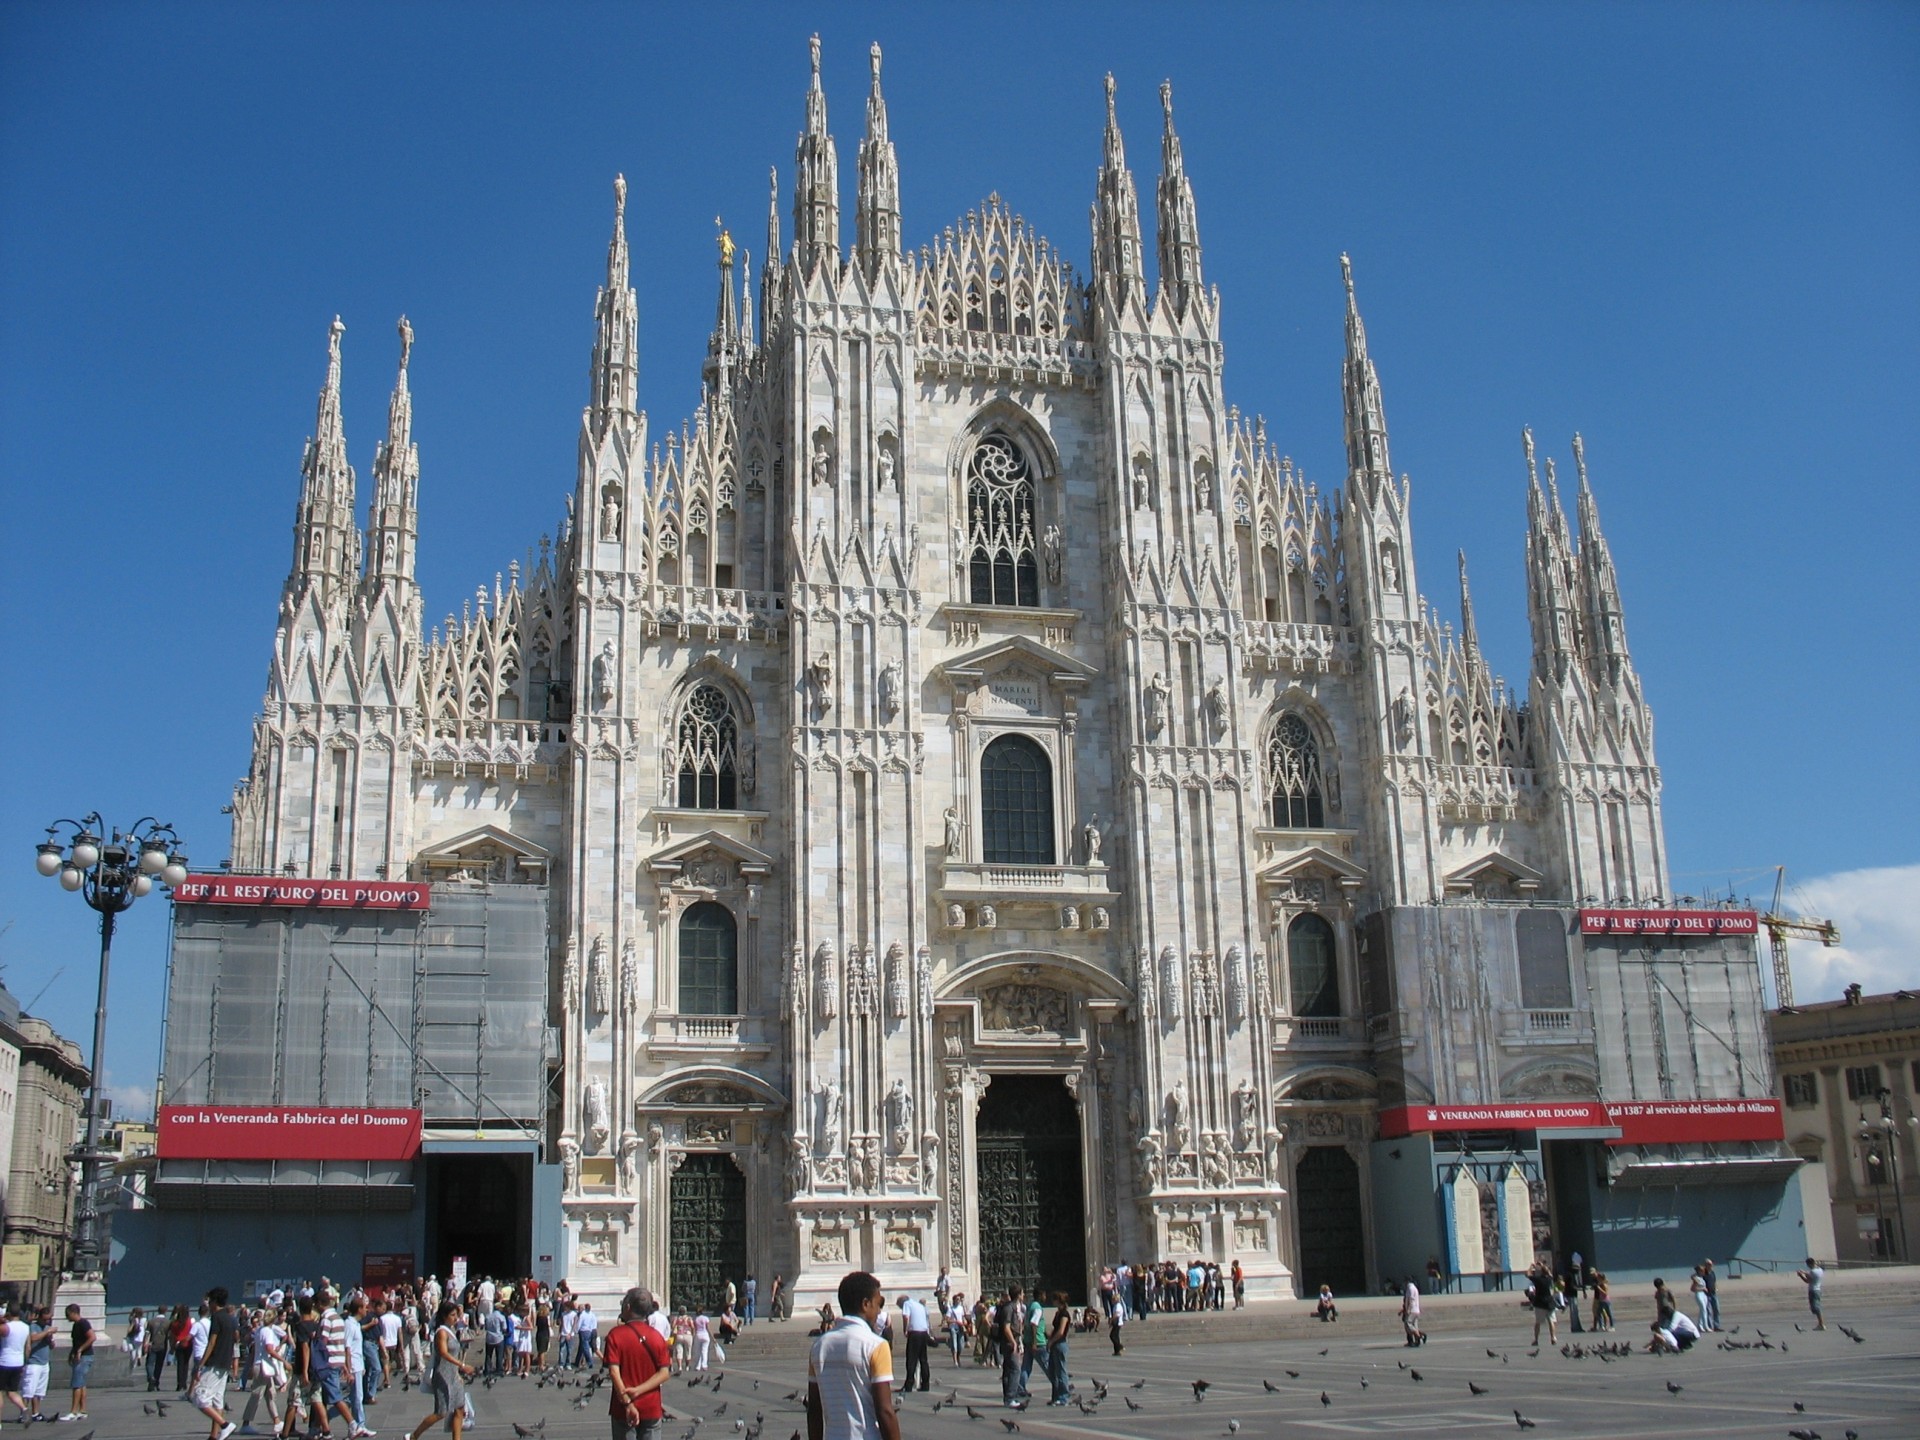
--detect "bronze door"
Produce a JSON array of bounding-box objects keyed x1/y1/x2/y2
[
  {"x1": 669, "y1": 1152, "x2": 746, "y2": 1314},
  {"x1": 1294, "y1": 1145, "x2": 1366, "y2": 1295},
  {"x1": 974, "y1": 1074, "x2": 1086, "y2": 1302}
]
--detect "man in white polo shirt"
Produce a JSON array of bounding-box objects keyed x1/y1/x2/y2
[{"x1": 805, "y1": 1272, "x2": 900, "y2": 1440}]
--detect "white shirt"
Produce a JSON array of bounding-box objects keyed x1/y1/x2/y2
[
  {"x1": 809, "y1": 1316, "x2": 892, "y2": 1440},
  {"x1": 561, "y1": 1309, "x2": 578, "y2": 1338},
  {"x1": 1402, "y1": 1282, "x2": 1421, "y2": 1316},
  {"x1": 345, "y1": 1318, "x2": 365, "y2": 1377},
  {"x1": 577, "y1": 1308, "x2": 598, "y2": 1337},
  {"x1": 901, "y1": 1299, "x2": 929, "y2": 1334},
  {"x1": 191, "y1": 1316, "x2": 211, "y2": 1359},
  {"x1": 379, "y1": 1312, "x2": 402, "y2": 1347},
  {"x1": 1666, "y1": 1312, "x2": 1700, "y2": 1341},
  {"x1": 647, "y1": 1313, "x2": 670, "y2": 1342},
  {"x1": 0, "y1": 1320, "x2": 28, "y2": 1368}
]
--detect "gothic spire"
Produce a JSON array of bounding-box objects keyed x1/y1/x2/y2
[
  {"x1": 704, "y1": 225, "x2": 740, "y2": 398},
  {"x1": 738, "y1": 246, "x2": 754, "y2": 350},
  {"x1": 1092, "y1": 73, "x2": 1145, "y2": 299},
  {"x1": 289, "y1": 316, "x2": 359, "y2": 606},
  {"x1": 1523, "y1": 426, "x2": 1581, "y2": 683},
  {"x1": 1572, "y1": 432, "x2": 1631, "y2": 676},
  {"x1": 588, "y1": 174, "x2": 639, "y2": 440},
  {"x1": 1155, "y1": 80, "x2": 1203, "y2": 318},
  {"x1": 1340, "y1": 254, "x2": 1392, "y2": 500},
  {"x1": 1457, "y1": 549, "x2": 1480, "y2": 659},
  {"x1": 761, "y1": 166, "x2": 782, "y2": 338},
  {"x1": 364, "y1": 316, "x2": 419, "y2": 599},
  {"x1": 793, "y1": 34, "x2": 841, "y2": 276},
  {"x1": 854, "y1": 41, "x2": 901, "y2": 282}
]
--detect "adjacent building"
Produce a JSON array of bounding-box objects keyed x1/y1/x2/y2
[
  {"x1": 1772, "y1": 986, "x2": 1920, "y2": 1262},
  {"x1": 142, "y1": 41, "x2": 1803, "y2": 1307},
  {"x1": 0, "y1": 986, "x2": 88, "y2": 1308}
]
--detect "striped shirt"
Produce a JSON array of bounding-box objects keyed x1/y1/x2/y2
[{"x1": 809, "y1": 1316, "x2": 892, "y2": 1440}]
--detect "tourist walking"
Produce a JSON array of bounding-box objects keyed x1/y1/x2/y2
[
  {"x1": 240, "y1": 1303, "x2": 290, "y2": 1435},
  {"x1": 804, "y1": 1272, "x2": 899, "y2": 1440},
  {"x1": 405, "y1": 1302, "x2": 473, "y2": 1440},
  {"x1": 59, "y1": 1302, "x2": 94, "y2": 1422},
  {"x1": 1399, "y1": 1278, "x2": 1424, "y2": 1347},
  {"x1": 191, "y1": 1287, "x2": 239, "y2": 1440},
  {"x1": 23, "y1": 1306, "x2": 55, "y2": 1421},
  {"x1": 1526, "y1": 1264, "x2": 1559, "y2": 1347},
  {"x1": 0, "y1": 1302, "x2": 34, "y2": 1425},
  {"x1": 898, "y1": 1294, "x2": 930, "y2": 1394},
  {"x1": 944, "y1": 1294, "x2": 967, "y2": 1368},
  {"x1": 1796, "y1": 1258, "x2": 1825, "y2": 1330}
]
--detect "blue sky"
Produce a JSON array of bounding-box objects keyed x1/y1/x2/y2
[{"x1": 2, "y1": 3, "x2": 1916, "y2": 1118}]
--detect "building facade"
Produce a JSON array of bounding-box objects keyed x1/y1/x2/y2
[
  {"x1": 169, "y1": 42, "x2": 1800, "y2": 1307},
  {"x1": 1, "y1": 1002, "x2": 87, "y2": 1308},
  {"x1": 1773, "y1": 988, "x2": 1920, "y2": 1262}
]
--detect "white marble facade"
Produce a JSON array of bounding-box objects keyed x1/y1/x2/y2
[{"x1": 226, "y1": 41, "x2": 1668, "y2": 1305}]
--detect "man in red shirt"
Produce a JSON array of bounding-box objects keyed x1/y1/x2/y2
[{"x1": 602, "y1": 1289, "x2": 671, "y2": 1440}]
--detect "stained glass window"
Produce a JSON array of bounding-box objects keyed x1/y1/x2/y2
[
  {"x1": 1267, "y1": 715, "x2": 1326, "y2": 828},
  {"x1": 679, "y1": 902, "x2": 738, "y2": 1015},
  {"x1": 1289, "y1": 913, "x2": 1340, "y2": 1017},
  {"x1": 966, "y1": 435, "x2": 1040, "y2": 607},
  {"x1": 675, "y1": 685, "x2": 738, "y2": 810},
  {"x1": 981, "y1": 735, "x2": 1054, "y2": 865}
]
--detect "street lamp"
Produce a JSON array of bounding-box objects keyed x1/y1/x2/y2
[
  {"x1": 33, "y1": 814, "x2": 186, "y2": 1278},
  {"x1": 1858, "y1": 1087, "x2": 1913, "y2": 1262}
]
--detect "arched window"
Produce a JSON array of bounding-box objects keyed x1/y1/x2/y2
[
  {"x1": 1267, "y1": 714, "x2": 1326, "y2": 828},
  {"x1": 1288, "y1": 913, "x2": 1340, "y2": 1017},
  {"x1": 674, "y1": 684, "x2": 739, "y2": 810},
  {"x1": 966, "y1": 435, "x2": 1040, "y2": 607},
  {"x1": 980, "y1": 734, "x2": 1055, "y2": 865},
  {"x1": 678, "y1": 902, "x2": 738, "y2": 1015}
]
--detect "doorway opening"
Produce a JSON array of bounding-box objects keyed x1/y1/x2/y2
[
  {"x1": 1293, "y1": 1145, "x2": 1366, "y2": 1295},
  {"x1": 974, "y1": 1073, "x2": 1086, "y2": 1303},
  {"x1": 670, "y1": 1152, "x2": 747, "y2": 1314},
  {"x1": 422, "y1": 1152, "x2": 531, "y2": 1280}
]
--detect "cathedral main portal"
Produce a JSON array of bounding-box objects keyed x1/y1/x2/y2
[
  {"x1": 669, "y1": 1153, "x2": 747, "y2": 1313},
  {"x1": 974, "y1": 1074, "x2": 1087, "y2": 1302}
]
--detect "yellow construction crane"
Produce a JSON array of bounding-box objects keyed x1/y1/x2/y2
[{"x1": 1763, "y1": 865, "x2": 1840, "y2": 1009}]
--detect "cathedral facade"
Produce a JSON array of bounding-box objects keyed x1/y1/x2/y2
[{"x1": 216, "y1": 40, "x2": 1718, "y2": 1308}]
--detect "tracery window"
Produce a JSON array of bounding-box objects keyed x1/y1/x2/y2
[
  {"x1": 1267, "y1": 714, "x2": 1326, "y2": 828},
  {"x1": 980, "y1": 734, "x2": 1055, "y2": 865},
  {"x1": 673, "y1": 684, "x2": 739, "y2": 810},
  {"x1": 678, "y1": 902, "x2": 738, "y2": 1015},
  {"x1": 1288, "y1": 913, "x2": 1340, "y2": 1017},
  {"x1": 966, "y1": 435, "x2": 1040, "y2": 607}
]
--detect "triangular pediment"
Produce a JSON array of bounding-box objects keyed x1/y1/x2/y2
[
  {"x1": 646, "y1": 829, "x2": 774, "y2": 877},
  {"x1": 1258, "y1": 844, "x2": 1367, "y2": 888},
  {"x1": 1444, "y1": 849, "x2": 1544, "y2": 894},
  {"x1": 415, "y1": 825, "x2": 551, "y2": 880},
  {"x1": 937, "y1": 634, "x2": 1097, "y2": 691}
]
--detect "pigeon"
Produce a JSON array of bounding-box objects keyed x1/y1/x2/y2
[
  {"x1": 1788, "y1": 1431, "x2": 1822, "y2": 1440},
  {"x1": 1192, "y1": 1380, "x2": 1211, "y2": 1401},
  {"x1": 1359, "y1": 1378, "x2": 1369, "y2": 1389},
  {"x1": 1846, "y1": 1430, "x2": 1861, "y2": 1439},
  {"x1": 1668, "y1": 1382, "x2": 1684, "y2": 1394},
  {"x1": 1123, "y1": 1396, "x2": 1141, "y2": 1412},
  {"x1": 1131, "y1": 1379, "x2": 1147, "y2": 1389},
  {"x1": 1410, "y1": 1370, "x2": 1424, "y2": 1382},
  {"x1": 945, "y1": 1390, "x2": 960, "y2": 1405},
  {"x1": 713, "y1": 1374, "x2": 726, "y2": 1392},
  {"x1": 999, "y1": 1421, "x2": 1019, "y2": 1434},
  {"x1": 1527, "y1": 1349, "x2": 1540, "y2": 1358},
  {"x1": 72, "y1": 1432, "x2": 93, "y2": 1440},
  {"x1": 1319, "y1": 1392, "x2": 1331, "y2": 1407},
  {"x1": 965, "y1": 1406, "x2": 985, "y2": 1421},
  {"x1": 733, "y1": 1422, "x2": 745, "y2": 1433},
  {"x1": 1285, "y1": 1369, "x2": 1300, "y2": 1379},
  {"x1": 932, "y1": 1404, "x2": 943, "y2": 1414},
  {"x1": 1794, "y1": 1402, "x2": 1806, "y2": 1412},
  {"x1": 1488, "y1": 1349, "x2": 1502, "y2": 1359},
  {"x1": 1009, "y1": 1399, "x2": 1028, "y2": 1412},
  {"x1": 154, "y1": 1403, "x2": 170, "y2": 1418},
  {"x1": 1074, "y1": 1397, "x2": 1096, "y2": 1415},
  {"x1": 715, "y1": 1402, "x2": 729, "y2": 1417},
  {"x1": 1261, "y1": 1380, "x2": 1278, "y2": 1393},
  {"x1": 515, "y1": 1426, "x2": 541, "y2": 1437},
  {"x1": 1227, "y1": 1422, "x2": 1241, "y2": 1434},
  {"x1": 1470, "y1": 1382, "x2": 1490, "y2": 1396},
  {"x1": 1514, "y1": 1412, "x2": 1537, "y2": 1430},
  {"x1": 782, "y1": 1392, "x2": 800, "y2": 1403},
  {"x1": 1319, "y1": 1348, "x2": 1329, "y2": 1357},
  {"x1": 142, "y1": 1404, "x2": 156, "y2": 1416},
  {"x1": 1398, "y1": 1361, "x2": 1408, "y2": 1371}
]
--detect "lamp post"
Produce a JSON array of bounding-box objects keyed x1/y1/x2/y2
[
  {"x1": 34, "y1": 814, "x2": 187, "y2": 1278},
  {"x1": 1862, "y1": 1087, "x2": 1912, "y2": 1262}
]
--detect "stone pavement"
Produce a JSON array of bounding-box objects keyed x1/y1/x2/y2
[{"x1": 55, "y1": 1271, "x2": 1920, "y2": 1440}]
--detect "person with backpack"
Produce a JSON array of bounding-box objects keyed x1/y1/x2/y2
[{"x1": 1525, "y1": 1263, "x2": 1559, "y2": 1347}]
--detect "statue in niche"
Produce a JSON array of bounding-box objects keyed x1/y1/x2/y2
[
  {"x1": 885, "y1": 942, "x2": 908, "y2": 1019},
  {"x1": 1201, "y1": 1133, "x2": 1231, "y2": 1188},
  {"x1": 885, "y1": 1078, "x2": 915, "y2": 1153},
  {"x1": 951, "y1": 521, "x2": 969, "y2": 577},
  {"x1": 1392, "y1": 687, "x2": 1416, "y2": 748},
  {"x1": 1144, "y1": 672, "x2": 1170, "y2": 739},
  {"x1": 1203, "y1": 678, "x2": 1230, "y2": 741},
  {"x1": 1136, "y1": 1129, "x2": 1163, "y2": 1188},
  {"x1": 1164, "y1": 1079, "x2": 1192, "y2": 1153},
  {"x1": 646, "y1": 1121, "x2": 665, "y2": 1158},
  {"x1": 1195, "y1": 469, "x2": 1213, "y2": 511},
  {"x1": 1233, "y1": 1077, "x2": 1260, "y2": 1151},
  {"x1": 787, "y1": 1131, "x2": 812, "y2": 1195},
  {"x1": 738, "y1": 735, "x2": 757, "y2": 795},
  {"x1": 1091, "y1": 906, "x2": 1110, "y2": 930},
  {"x1": 815, "y1": 1076, "x2": 845, "y2": 1158},
  {"x1": 1380, "y1": 545, "x2": 1401, "y2": 593},
  {"x1": 1082, "y1": 816, "x2": 1103, "y2": 865},
  {"x1": 588, "y1": 935, "x2": 611, "y2": 1014},
  {"x1": 878, "y1": 660, "x2": 902, "y2": 723},
  {"x1": 876, "y1": 443, "x2": 896, "y2": 492},
  {"x1": 1131, "y1": 455, "x2": 1151, "y2": 510},
  {"x1": 592, "y1": 640, "x2": 616, "y2": 709},
  {"x1": 583, "y1": 1078, "x2": 611, "y2": 1155},
  {"x1": 1135, "y1": 950, "x2": 1156, "y2": 1021},
  {"x1": 1042, "y1": 525, "x2": 1063, "y2": 585},
  {"x1": 921, "y1": 1132, "x2": 939, "y2": 1192},
  {"x1": 942, "y1": 806, "x2": 965, "y2": 859},
  {"x1": 558, "y1": 1135, "x2": 580, "y2": 1191},
  {"x1": 814, "y1": 940, "x2": 838, "y2": 1019},
  {"x1": 788, "y1": 944, "x2": 808, "y2": 1018},
  {"x1": 810, "y1": 431, "x2": 831, "y2": 488},
  {"x1": 945, "y1": 902, "x2": 966, "y2": 929},
  {"x1": 807, "y1": 652, "x2": 834, "y2": 718},
  {"x1": 618, "y1": 1131, "x2": 640, "y2": 1192},
  {"x1": 977, "y1": 904, "x2": 997, "y2": 929},
  {"x1": 600, "y1": 489, "x2": 622, "y2": 541},
  {"x1": 1060, "y1": 904, "x2": 1080, "y2": 931}
]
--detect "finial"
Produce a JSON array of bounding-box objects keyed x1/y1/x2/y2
[
  {"x1": 1545, "y1": 456, "x2": 1562, "y2": 509},
  {"x1": 870, "y1": 40, "x2": 882, "y2": 83},
  {"x1": 1522, "y1": 426, "x2": 1538, "y2": 485},
  {"x1": 809, "y1": 33, "x2": 821, "y2": 82},
  {"x1": 1339, "y1": 252, "x2": 1354, "y2": 298},
  {"x1": 329, "y1": 314, "x2": 345, "y2": 354},
  {"x1": 1571, "y1": 431, "x2": 1588, "y2": 487},
  {"x1": 1104, "y1": 72, "x2": 1117, "y2": 121},
  {"x1": 1160, "y1": 79, "x2": 1173, "y2": 126},
  {"x1": 614, "y1": 173, "x2": 626, "y2": 218},
  {"x1": 397, "y1": 315, "x2": 413, "y2": 372},
  {"x1": 716, "y1": 218, "x2": 734, "y2": 265}
]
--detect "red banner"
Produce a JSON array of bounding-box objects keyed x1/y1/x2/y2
[
  {"x1": 1579, "y1": 908, "x2": 1758, "y2": 936},
  {"x1": 1379, "y1": 1097, "x2": 1784, "y2": 1145},
  {"x1": 158, "y1": 1106, "x2": 423, "y2": 1160},
  {"x1": 172, "y1": 875, "x2": 431, "y2": 911}
]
